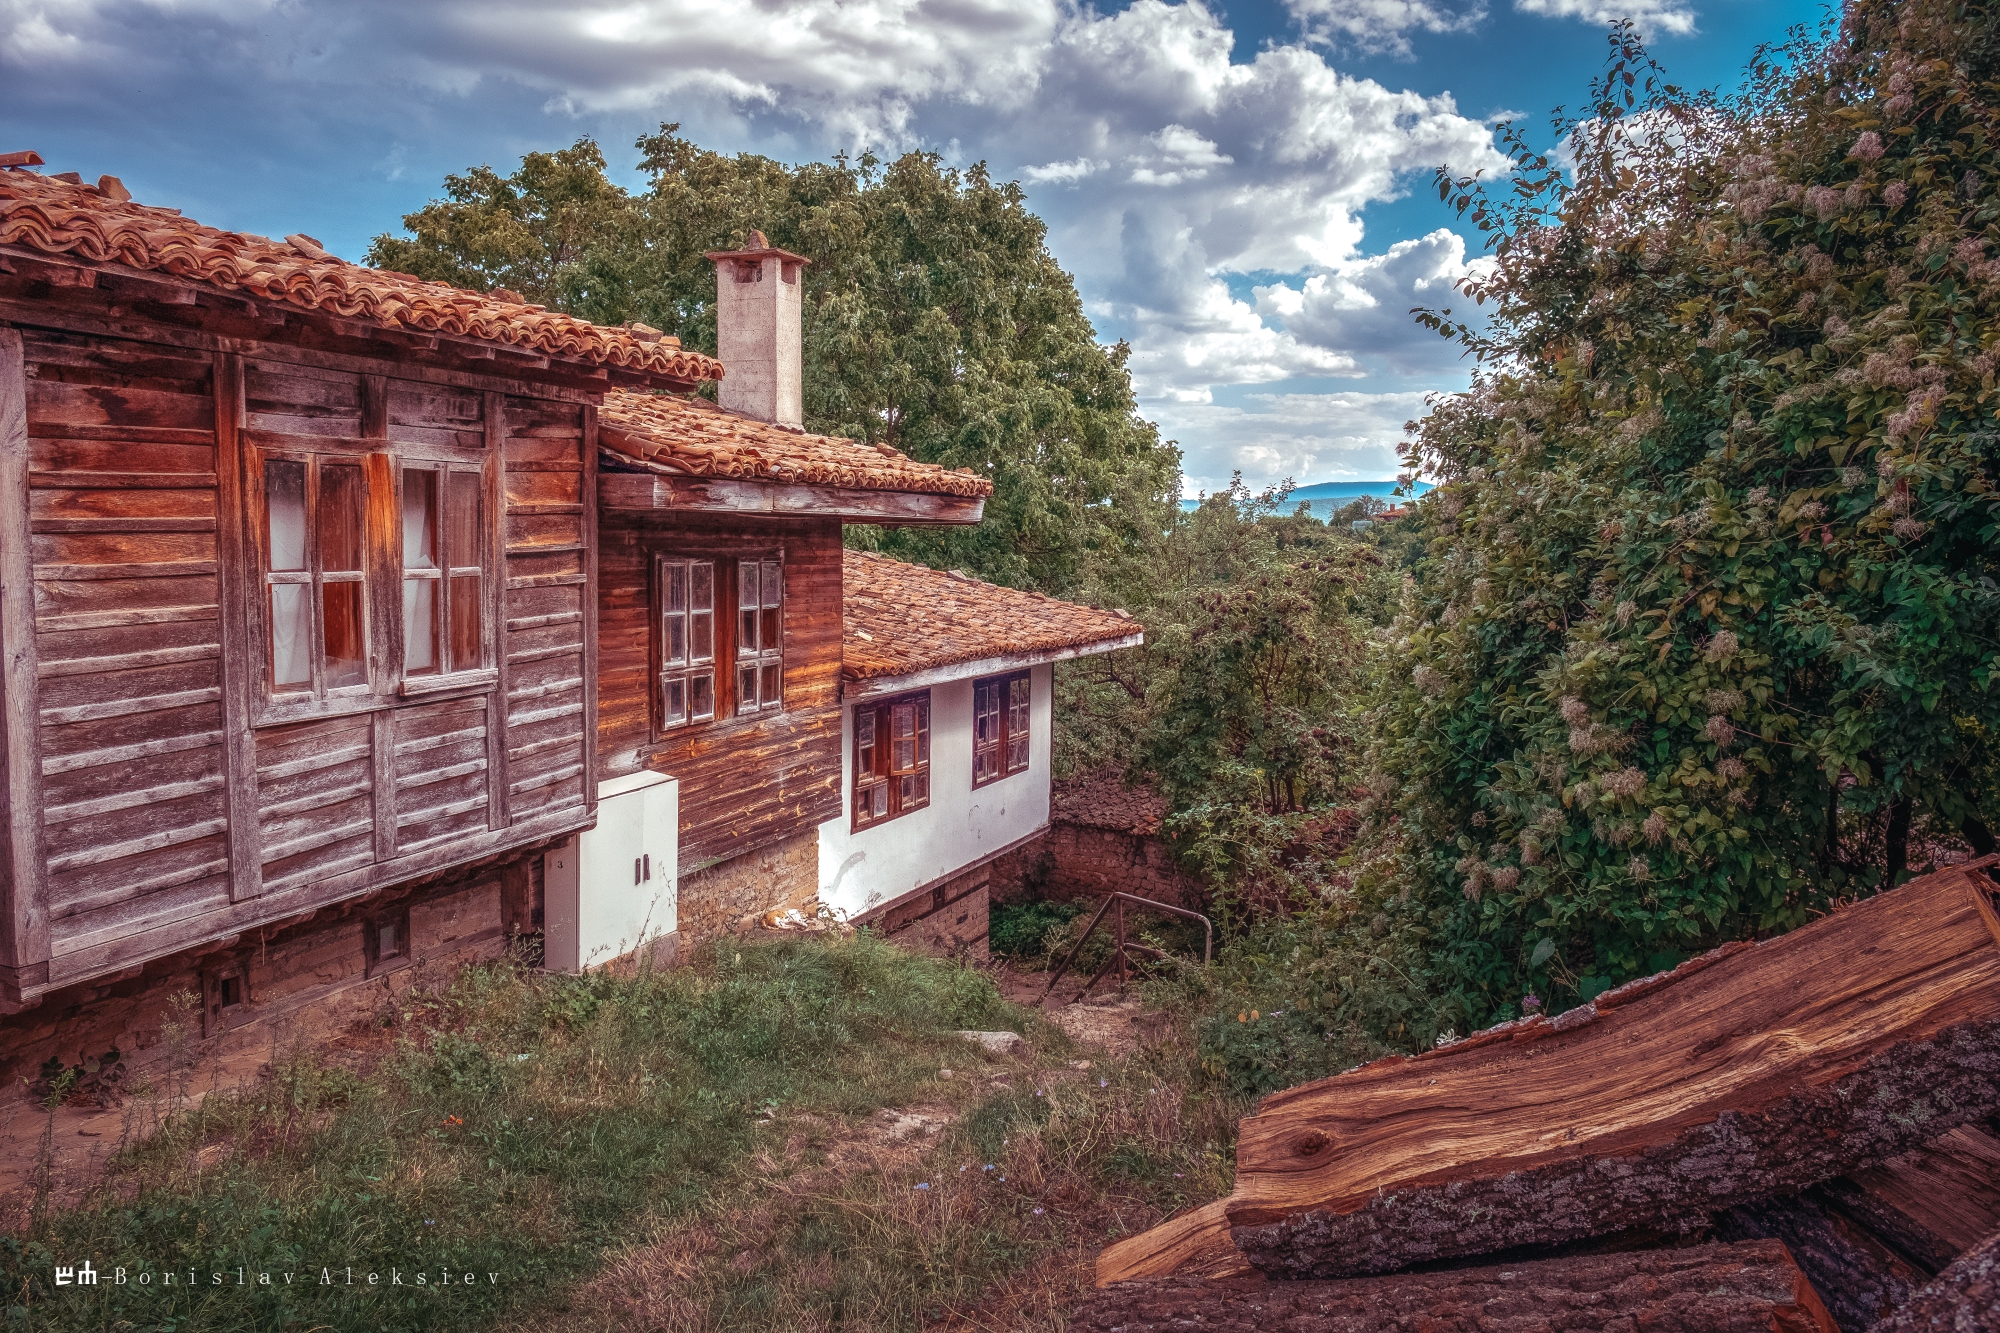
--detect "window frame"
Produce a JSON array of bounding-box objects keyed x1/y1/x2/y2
[
  {"x1": 246, "y1": 432, "x2": 500, "y2": 727},
  {"x1": 851, "y1": 689, "x2": 931, "y2": 832},
  {"x1": 650, "y1": 549, "x2": 785, "y2": 739},
  {"x1": 972, "y1": 669, "x2": 1033, "y2": 788},
  {"x1": 396, "y1": 459, "x2": 495, "y2": 695}
]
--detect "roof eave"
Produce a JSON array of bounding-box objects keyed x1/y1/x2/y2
[
  {"x1": 842, "y1": 631, "x2": 1145, "y2": 703},
  {"x1": 598, "y1": 461, "x2": 989, "y2": 525}
]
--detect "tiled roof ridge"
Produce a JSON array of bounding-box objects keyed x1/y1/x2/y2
[
  {"x1": 842, "y1": 548, "x2": 1140, "y2": 681},
  {"x1": 0, "y1": 167, "x2": 722, "y2": 384},
  {"x1": 598, "y1": 389, "x2": 993, "y2": 498}
]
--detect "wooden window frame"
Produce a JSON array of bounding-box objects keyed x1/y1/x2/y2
[
  {"x1": 851, "y1": 689, "x2": 931, "y2": 831},
  {"x1": 972, "y1": 669, "x2": 1032, "y2": 788},
  {"x1": 395, "y1": 460, "x2": 495, "y2": 697},
  {"x1": 246, "y1": 437, "x2": 499, "y2": 726},
  {"x1": 651, "y1": 549, "x2": 784, "y2": 738},
  {"x1": 365, "y1": 904, "x2": 413, "y2": 978},
  {"x1": 202, "y1": 959, "x2": 253, "y2": 1036}
]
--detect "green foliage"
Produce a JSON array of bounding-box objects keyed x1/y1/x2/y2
[
  {"x1": 368, "y1": 129, "x2": 1181, "y2": 593},
  {"x1": 1374, "y1": 1, "x2": 2000, "y2": 1020},
  {"x1": 1189, "y1": 908, "x2": 1463, "y2": 1098},
  {"x1": 1, "y1": 934, "x2": 1014, "y2": 1331},
  {"x1": 987, "y1": 898, "x2": 1086, "y2": 962},
  {"x1": 1059, "y1": 480, "x2": 1396, "y2": 910}
]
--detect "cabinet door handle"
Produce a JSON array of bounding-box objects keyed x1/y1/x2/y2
[{"x1": 643, "y1": 854, "x2": 652, "y2": 882}]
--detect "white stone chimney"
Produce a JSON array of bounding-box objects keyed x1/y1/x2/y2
[{"x1": 705, "y1": 230, "x2": 809, "y2": 428}]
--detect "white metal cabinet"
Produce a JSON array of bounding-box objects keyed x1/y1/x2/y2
[{"x1": 543, "y1": 770, "x2": 678, "y2": 972}]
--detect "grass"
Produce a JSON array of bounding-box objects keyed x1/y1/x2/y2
[{"x1": 2, "y1": 933, "x2": 1243, "y2": 1332}]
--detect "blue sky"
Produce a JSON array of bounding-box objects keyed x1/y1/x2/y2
[{"x1": 2, "y1": 0, "x2": 1830, "y2": 492}]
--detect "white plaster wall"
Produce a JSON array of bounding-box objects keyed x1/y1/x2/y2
[{"x1": 818, "y1": 663, "x2": 1052, "y2": 920}]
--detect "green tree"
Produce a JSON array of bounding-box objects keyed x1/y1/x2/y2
[
  {"x1": 368, "y1": 129, "x2": 1181, "y2": 593},
  {"x1": 1370, "y1": 0, "x2": 2000, "y2": 1021}
]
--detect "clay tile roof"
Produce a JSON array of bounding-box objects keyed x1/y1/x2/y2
[
  {"x1": 843, "y1": 550, "x2": 1140, "y2": 682},
  {"x1": 0, "y1": 166, "x2": 721, "y2": 385},
  {"x1": 599, "y1": 389, "x2": 994, "y2": 497}
]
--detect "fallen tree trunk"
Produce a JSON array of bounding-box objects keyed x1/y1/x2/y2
[
  {"x1": 1865, "y1": 1226, "x2": 2000, "y2": 1332},
  {"x1": 1102, "y1": 858, "x2": 2000, "y2": 1284},
  {"x1": 1223, "y1": 860, "x2": 2000, "y2": 1278},
  {"x1": 1075, "y1": 1239, "x2": 1839, "y2": 1333},
  {"x1": 1820, "y1": 1123, "x2": 2000, "y2": 1274}
]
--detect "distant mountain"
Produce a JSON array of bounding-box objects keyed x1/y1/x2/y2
[
  {"x1": 1287, "y1": 480, "x2": 1433, "y2": 500},
  {"x1": 1179, "y1": 479, "x2": 1430, "y2": 515}
]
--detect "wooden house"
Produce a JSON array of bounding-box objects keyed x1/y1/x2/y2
[
  {"x1": 0, "y1": 155, "x2": 720, "y2": 1077},
  {"x1": 817, "y1": 553, "x2": 1142, "y2": 955}
]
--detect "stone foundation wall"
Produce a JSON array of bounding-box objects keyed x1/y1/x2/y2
[
  {"x1": 675, "y1": 831, "x2": 820, "y2": 944},
  {"x1": 990, "y1": 822, "x2": 1203, "y2": 912},
  {"x1": 860, "y1": 865, "x2": 990, "y2": 962},
  {"x1": 0, "y1": 847, "x2": 547, "y2": 1099}
]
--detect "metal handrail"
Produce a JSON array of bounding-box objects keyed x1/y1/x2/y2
[{"x1": 1036, "y1": 891, "x2": 1212, "y2": 1007}]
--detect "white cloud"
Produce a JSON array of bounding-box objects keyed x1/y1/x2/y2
[
  {"x1": 1253, "y1": 228, "x2": 1485, "y2": 374},
  {"x1": 1022, "y1": 156, "x2": 1106, "y2": 184},
  {"x1": 1514, "y1": 0, "x2": 1697, "y2": 39},
  {"x1": 2, "y1": 0, "x2": 1510, "y2": 489},
  {"x1": 1160, "y1": 389, "x2": 1437, "y2": 496},
  {"x1": 1283, "y1": 0, "x2": 1486, "y2": 57}
]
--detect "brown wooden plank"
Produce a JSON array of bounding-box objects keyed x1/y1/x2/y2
[
  {"x1": 1075, "y1": 1241, "x2": 1840, "y2": 1333},
  {"x1": 1195, "y1": 861, "x2": 2000, "y2": 1281},
  {"x1": 29, "y1": 484, "x2": 214, "y2": 522},
  {"x1": 486, "y1": 390, "x2": 511, "y2": 831},
  {"x1": 26, "y1": 378, "x2": 214, "y2": 432},
  {"x1": 0, "y1": 325, "x2": 50, "y2": 980},
  {"x1": 212, "y1": 351, "x2": 265, "y2": 901},
  {"x1": 30, "y1": 439, "x2": 215, "y2": 475}
]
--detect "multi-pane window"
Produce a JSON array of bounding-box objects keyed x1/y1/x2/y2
[
  {"x1": 853, "y1": 692, "x2": 930, "y2": 829},
  {"x1": 972, "y1": 670, "x2": 1032, "y2": 787},
  {"x1": 737, "y1": 559, "x2": 783, "y2": 716},
  {"x1": 263, "y1": 456, "x2": 368, "y2": 695},
  {"x1": 657, "y1": 558, "x2": 717, "y2": 728},
  {"x1": 654, "y1": 554, "x2": 780, "y2": 733},
  {"x1": 401, "y1": 466, "x2": 486, "y2": 678}
]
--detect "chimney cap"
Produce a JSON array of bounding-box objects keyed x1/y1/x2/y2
[{"x1": 704, "y1": 228, "x2": 810, "y2": 266}]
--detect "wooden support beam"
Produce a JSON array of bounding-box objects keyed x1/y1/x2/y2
[
  {"x1": 1076, "y1": 1240, "x2": 1839, "y2": 1333},
  {"x1": 0, "y1": 325, "x2": 50, "y2": 988},
  {"x1": 212, "y1": 352, "x2": 266, "y2": 900},
  {"x1": 597, "y1": 470, "x2": 986, "y2": 525},
  {"x1": 1102, "y1": 860, "x2": 2000, "y2": 1285}
]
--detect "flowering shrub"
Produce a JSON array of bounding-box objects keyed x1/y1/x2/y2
[{"x1": 1369, "y1": 1, "x2": 2000, "y2": 1018}]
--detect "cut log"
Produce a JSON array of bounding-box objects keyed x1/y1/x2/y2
[
  {"x1": 1096, "y1": 1200, "x2": 1251, "y2": 1286},
  {"x1": 1820, "y1": 1124, "x2": 2000, "y2": 1273},
  {"x1": 1865, "y1": 1225, "x2": 2000, "y2": 1332},
  {"x1": 1717, "y1": 1193, "x2": 1924, "y2": 1332},
  {"x1": 1128, "y1": 859, "x2": 2000, "y2": 1282},
  {"x1": 1074, "y1": 1239, "x2": 1839, "y2": 1333}
]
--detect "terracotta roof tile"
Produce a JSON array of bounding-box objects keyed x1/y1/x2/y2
[
  {"x1": 600, "y1": 389, "x2": 993, "y2": 497},
  {"x1": 0, "y1": 167, "x2": 721, "y2": 384},
  {"x1": 843, "y1": 550, "x2": 1139, "y2": 682}
]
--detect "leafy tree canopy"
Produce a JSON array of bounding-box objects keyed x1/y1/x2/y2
[
  {"x1": 367, "y1": 130, "x2": 1181, "y2": 591},
  {"x1": 1369, "y1": 0, "x2": 2000, "y2": 1021}
]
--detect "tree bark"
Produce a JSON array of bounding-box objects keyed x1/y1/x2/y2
[
  {"x1": 1716, "y1": 1193, "x2": 1924, "y2": 1333},
  {"x1": 1099, "y1": 859, "x2": 2000, "y2": 1284},
  {"x1": 1865, "y1": 1226, "x2": 2000, "y2": 1332},
  {"x1": 1075, "y1": 1240, "x2": 1840, "y2": 1333}
]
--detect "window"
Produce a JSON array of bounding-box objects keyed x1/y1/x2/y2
[
  {"x1": 203, "y1": 961, "x2": 250, "y2": 1036},
  {"x1": 366, "y1": 907, "x2": 412, "y2": 977},
  {"x1": 853, "y1": 691, "x2": 930, "y2": 829},
  {"x1": 973, "y1": 670, "x2": 1032, "y2": 786},
  {"x1": 653, "y1": 553, "x2": 781, "y2": 733},
  {"x1": 737, "y1": 559, "x2": 783, "y2": 716},
  {"x1": 263, "y1": 456, "x2": 368, "y2": 696},
  {"x1": 401, "y1": 465, "x2": 487, "y2": 679},
  {"x1": 657, "y1": 558, "x2": 717, "y2": 728}
]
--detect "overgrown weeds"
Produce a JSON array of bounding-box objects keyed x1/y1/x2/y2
[{"x1": 1, "y1": 934, "x2": 1242, "y2": 1332}]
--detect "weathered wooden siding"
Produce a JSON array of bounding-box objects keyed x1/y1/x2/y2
[
  {"x1": 598, "y1": 511, "x2": 842, "y2": 869},
  {"x1": 0, "y1": 320, "x2": 598, "y2": 999},
  {"x1": 25, "y1": 328, "x2": 233, "y2": 976}
]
